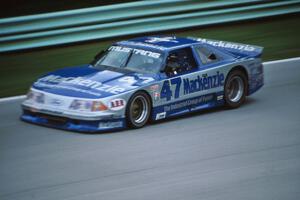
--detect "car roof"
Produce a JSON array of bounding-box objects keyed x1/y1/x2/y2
[{"x1": 117, "y1": 36, "x2": 199, "y2": 52}]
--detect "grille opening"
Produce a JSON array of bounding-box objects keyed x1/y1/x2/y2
[{"x1": 25, "y1": 110, "x2": 69, "y2": 126}]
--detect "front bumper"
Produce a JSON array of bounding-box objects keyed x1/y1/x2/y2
[{"x1": 21, "y1": 109, "x2": 126, "y2": 132}]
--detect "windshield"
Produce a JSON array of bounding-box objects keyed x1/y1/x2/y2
[{"x1": 93, "y1": 45, "x2": 164, "y2": 73}]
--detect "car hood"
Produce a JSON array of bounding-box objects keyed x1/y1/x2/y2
[{"x1": 32, "y1": 65, "x2": 159, "y2": 99}]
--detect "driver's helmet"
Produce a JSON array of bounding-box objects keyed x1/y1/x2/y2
[
  {"x1": 168, "y1": 53, "x2": 178, "y2": 63},
  {"x1": 166, "y1": 53, "x2": 180, "y2": 75}
]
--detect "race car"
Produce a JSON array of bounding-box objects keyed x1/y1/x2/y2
[{"x1": 21, "y1": 36, "x2": 264, "y2": 132}]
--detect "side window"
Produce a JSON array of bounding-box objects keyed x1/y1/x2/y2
[
  {"x1": 194, "y1": 45, "x2": 222, "y2": 65},
  {"x1": 165, "y1": 47, "x2": 197, "y2": 76}
]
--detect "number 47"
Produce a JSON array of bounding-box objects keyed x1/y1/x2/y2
[{"x1": 160, "y1": 77, "x2": 182, "y2": 101}]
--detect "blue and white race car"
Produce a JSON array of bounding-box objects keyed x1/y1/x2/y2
[{"x1": 21, "y1": 36, "x2": 264, "y2": 132}]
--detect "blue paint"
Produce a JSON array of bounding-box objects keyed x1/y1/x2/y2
[{"x1": 32, "y1": 65, "x2": 159, "y2": 99}]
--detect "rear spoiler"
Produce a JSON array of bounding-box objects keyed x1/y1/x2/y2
[{"x1": 190, "y1": 37, "x2": 263, "y2": 58}]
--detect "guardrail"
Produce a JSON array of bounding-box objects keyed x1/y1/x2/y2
[{"x1": 0, "y1": 0, "x2": 300, "y2": 52}]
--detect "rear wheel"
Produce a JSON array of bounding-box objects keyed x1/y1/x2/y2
[
  {"x1": 126, "y1": 91, "x2": 151, "y2": 128},
  {"x1": 224, "y1": 70, "x2": 248, "y2": 108}
]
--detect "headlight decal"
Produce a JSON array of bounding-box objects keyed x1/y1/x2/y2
[
  {"x1": 26, "y1": 90, "x2": 45, "y2": 104},
  {"x1": 69, "y1": 100, "x2": 108, "y2": 112},
  {"x1": 92, "y1": 101, "x2": 108, "y2": 111}
]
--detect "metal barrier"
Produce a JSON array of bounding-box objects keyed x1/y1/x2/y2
[{"x1": 0, "y1": 0, "x2": 299, "y2": 52}]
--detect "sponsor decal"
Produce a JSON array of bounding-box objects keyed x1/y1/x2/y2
[
  {"x1": 125, "y1": 41, "x2": 166, "y2": 51},
  {"x1": 217, "y1": 95, "x2": 223, "y2": 101},
  {"x1": 36, "y1": 75, "x2": 125, "y2": 95},
  {"x1": 109, "y1": 99, "x2": 126, "y2": 111},
  {"x1": 160, "y1": 73, "x2": 224, "y2": 101},
  {"x1": 99, "y1": 121, "x2": 123, "y2": 128},
  {"x1": 155, "y1": 112, "x2": 166, "y2": 120},
  {"x1": 149, "y1": 84, "x2": 160, "y2": 101},
  {"x1": 154, "y1": 92, "x2": 160, "y2": 101},
  {"x1": 163, "y1": 95, "x2": 214, "y2": 112},
  {"x1": 34, "y1": 82, "x2": 102, "y2": 97},
  {"x1": 145, "y1": 37, "x2": 179, "y2": 44},
  {"x1": 150, "y1": 84, "x2": 159, "y2": 91},
  {"x1": 109, "y1": 46, "x2": 161, "y2": 59},
  {"x1": 196, "y1": 38, "x2": 256, "y2": 52},
  {"x1": 108, "y1": 46, "x2": 131, "y2": 53},
  {"x1": 183, "y1": 72, "x2": 224, "y2": 95}
]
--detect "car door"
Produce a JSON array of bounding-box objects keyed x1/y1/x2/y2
[
  {"x1": 159, "y1": 45, "x2": 225, "y2": 110},
  {"x1": 187, "y1": 44, "x2": 226, "y2": 105}
]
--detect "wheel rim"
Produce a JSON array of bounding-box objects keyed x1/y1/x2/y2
[
  {"x1": 226, "y1": 76, "x2": 244, "y2": 102},
  {"x1": 130, "y1": 95, "x2": 149, "y2": 124}
]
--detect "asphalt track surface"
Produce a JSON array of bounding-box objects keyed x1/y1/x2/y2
[{"x1": 1, "y1": 58, "x2": 300, "y2": 200}]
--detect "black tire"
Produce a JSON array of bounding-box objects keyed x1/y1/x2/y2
[
  {"x1": 224, "y1": 70, "x2": 248, "y2": 108},
  {"x1": 126, "y1": 91, "x2": 151, "y2": 128}
]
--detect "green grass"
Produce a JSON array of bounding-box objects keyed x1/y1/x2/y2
[{"x1": 0, "y1": 14, "x2": 300, "y2": 98}]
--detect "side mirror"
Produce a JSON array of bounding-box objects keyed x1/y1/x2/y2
[
  {"x1": 94, "y1": 50, "x2": 105, "y2": 60},
  {"x1": 90, "y1": 50, "x2": 105, "y2": 65}
]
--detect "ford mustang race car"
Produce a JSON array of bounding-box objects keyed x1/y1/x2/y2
[{"x1": 21, "y1": 36, "x2": 264, "y2": 132}]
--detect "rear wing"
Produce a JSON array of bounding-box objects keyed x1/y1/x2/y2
[{"x1": 190, "y1": 37, "x2": 263, "y2": 58}]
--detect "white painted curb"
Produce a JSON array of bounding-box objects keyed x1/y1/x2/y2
[
  {"x1": 263, "y1": 57, "x2": 300, "y2": 65},
  {"x1": 0, "y1": 95, "x2": 26, "y2": 103}
]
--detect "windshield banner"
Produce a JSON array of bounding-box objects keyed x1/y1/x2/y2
[{"x1": 109, "y1": 46, "x2": 161, "y2": 59}]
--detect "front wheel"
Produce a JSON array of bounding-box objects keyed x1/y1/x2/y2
[
  {"x1": 126, "y1": 92, "x2": 151, "y2": 128},
  {"x1": 224, "y1": 70, "x2": 248, "y2": 108}
]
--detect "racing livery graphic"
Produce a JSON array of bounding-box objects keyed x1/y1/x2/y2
[{"x1": 21, "y1": 36, "x2": 264, "y2": 132}]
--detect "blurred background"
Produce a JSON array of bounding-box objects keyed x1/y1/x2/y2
[{"x1": 0, "y1": 0, "x2": 299, "y2": 98}]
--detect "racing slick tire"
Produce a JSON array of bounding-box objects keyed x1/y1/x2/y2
[
  {"x1": 126, "y1": 91, "x2": 151, "y2": 128},
  {"x1": 224, "y1": 69, "x2": 248, "y2": 108}
]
